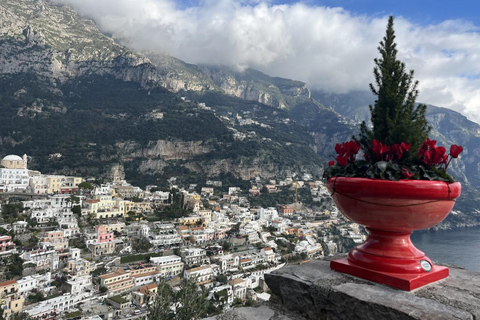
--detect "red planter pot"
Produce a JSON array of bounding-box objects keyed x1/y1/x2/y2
[{"x1": 327, "y1": 177, "x2": 461, "y2": 291}]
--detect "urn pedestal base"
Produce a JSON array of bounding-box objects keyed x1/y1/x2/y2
[{"x1": 331, "y1": 257, "x2": 449, "y2": 291}]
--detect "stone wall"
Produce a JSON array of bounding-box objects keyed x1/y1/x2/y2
[{"x1": 264, "y1": 259, "x2": 480, "y2": 320}]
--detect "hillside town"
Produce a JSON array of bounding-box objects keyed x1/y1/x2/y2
[{"x1": 0, "y1": 154, "x2": 365, "y2": 320}]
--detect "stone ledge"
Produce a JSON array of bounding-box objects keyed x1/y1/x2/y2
[{"x1": 264, "y1": 259, "x2": 480, "y2": 320}]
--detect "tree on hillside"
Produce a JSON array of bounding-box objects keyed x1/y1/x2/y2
[
  {"x1": 148, "y1": 280, "x2": 173, "y2": 320},
  {"x1": 357, "y1": 16, "x2": 430, "y2": 162},
  {"x1": 78, "y1": 182, "x2": 94, "y2": 190},
  {"x1": 147, "y1": 278, "x2": 209, "y2": 320}
]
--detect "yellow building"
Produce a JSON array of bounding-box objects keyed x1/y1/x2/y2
[
  {"x1": 1, "y1": 154, "x2": 26, "y2": 169},
  {"x1": 99, "y1": 270, "x2": 135, "y2": 297},
  {"x1": 178, "y1": 216, "x2": 204, "y2": 226},
  {"x1": 104, "y1": 223, "x2": 126, "y2": 234},
  {"x1": 42, "y1": 230, "x2": 68, "y2": 251},
  {"x1": 0, "y1": 280, "x2": 25, "y2": 319},
  {"x1": 43, "y1": 175, "x2": 83, "y2": 194},
  {"x1": 64, "y1": 258, "x2": 92, "y2": 276},
  {"x1": 84, "y1": 195, "x2": 126, "y2": 219},
  {"x1": 124, "y1": 201, "x2": 152, "y2": 216}
]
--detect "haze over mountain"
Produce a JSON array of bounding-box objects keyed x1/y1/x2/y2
[{"x1": 0, "y1": 0, "x2": 479, "y2": 227}]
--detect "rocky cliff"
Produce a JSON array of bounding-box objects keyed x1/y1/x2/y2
[{"x1": 0, "y1": 0, "x2": 157, "y2": 85}]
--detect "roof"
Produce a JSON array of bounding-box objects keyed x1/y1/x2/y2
[
  {"x1": 187, "y1": 265, "x2": 212, "y2": 273},
  {"x1": 0, "y1": 280, "x2": 17, "y2": 287},
  {"x1": 99, "y1": 269, "x2": 127, "y2": 279},
  {"x1": 263, "y1": 247, "x2": 273, "y2": 251},
  {"x1": 229, "y1": 278, "x2": 246, "y2": 285},
  {"x1": 130, "y1": 270, "x2": 159, "y2": 278},
  {"x1": 2, "y1": 155, "x2": 22, "y2": 161},
  {"x1": 136, "y1": 283, "x2": 158, "y2": 294}
]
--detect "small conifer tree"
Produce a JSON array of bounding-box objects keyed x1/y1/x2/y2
[{"x1": 358, "y1": 16, "x2": 431, "y2": 163}]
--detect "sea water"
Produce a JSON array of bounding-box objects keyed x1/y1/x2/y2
[{"x1": 411, "y1": 226, "x2": 480, "y2": 271}]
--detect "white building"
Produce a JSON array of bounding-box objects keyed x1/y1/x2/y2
[
  {"x1": 17, "y1": 276, "x2": 38, "y2": 297},
  {"x1": 149, "y1": 224, "x2": 182, "y2": 247},
  {"x1": 180, "y1": 248, "x2": 209, "y2": 266},
  {"x1": 209, "y1": 284, "x2": 233, "y2": 307},
  {"x1": 126, "y1": 222, "x2": 150, "y2": 238},
  {"x1": 150, "y1": 255, "x2": 184, "y2": 278},
  {"x1": 258, "y1": 207, "x2": 279, "y2": 221},
  {"x1": 229, "y1": 278, "x2": 247, "y2": 300},
  {"x1": 0, "y1": 155, "x2": 29, "y2": 192},
  {"x1": 21, "y1": 248, "x2": 59, "y2": 271},
  {"x1": 184, "y1": 265, "x2": 217, "y2": 288},
  {"x1": 216, "y1": 254, "x2": 239, "y2": 272},
  {"x1": 65, "y1": 274, "x2": 93, "y2": 294},
  {"x1": 24, "y1": 292, "x2": 92, "y2": 318}
]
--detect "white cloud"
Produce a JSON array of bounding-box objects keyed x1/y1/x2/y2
[{"x1": 51, "y1": 0, "x2": 480, "y2": 124}]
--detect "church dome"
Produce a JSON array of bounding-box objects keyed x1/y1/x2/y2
[{"x1": 2, "y1": 155, "x2": 22, "y2": 161}]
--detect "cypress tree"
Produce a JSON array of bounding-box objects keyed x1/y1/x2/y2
[{"x1": 358, "y1": 16, "x2": 430, "y2": 162}]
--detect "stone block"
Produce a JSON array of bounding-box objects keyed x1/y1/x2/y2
[{"x1": 265, "y1": 259, "x2": 479, "y2": 320}]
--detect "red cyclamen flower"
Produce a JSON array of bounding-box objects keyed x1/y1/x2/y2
[
  {"x1": 336, "y1": 155, "x2": 348, "y2": 166},
  {"x1": 372, "y1": 140, "x2": 390, "y2": 161},
  {"x1": 450, "y1": 145, "x2": 463, "y2": 158},
  {"x1": 402, "y1": 168, "x2": 415, "y2": 179},
  {"x1": 328, "y1": 160, "x2": 335, "y2": 167}
]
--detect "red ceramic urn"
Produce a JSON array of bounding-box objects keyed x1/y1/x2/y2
[{"x1": 327, "y1": 177, "x2": 461, "y2": 291}]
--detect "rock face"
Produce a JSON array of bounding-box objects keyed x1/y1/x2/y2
[
  {"x1": 265, "y1": 259, "x2": 480, "y2": 320},
  {"x1": 0, "y1": 0, "x2": 155, "y2": 84}
]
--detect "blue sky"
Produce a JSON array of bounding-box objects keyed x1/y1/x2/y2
[
  {"x1": 54, "y1": 0, "x2": 480, "y2": 123},
  {"x1": 177, "y1": 0, "x2": 480, "y2": 27},
  {"x1": 317, "y1": 0, "x2": 480, "y2": 26}
]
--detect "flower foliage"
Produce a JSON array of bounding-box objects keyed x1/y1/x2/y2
[
  {"x1": 323, "y1": 16, "x2": 464, "y2": 182},
  {"x1": 323, "y1": 138, "x2": 463, "y2": 182}
]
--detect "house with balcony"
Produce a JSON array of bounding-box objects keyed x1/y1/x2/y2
[
  {"x1": 87, "y1": 225, "x2": 116, "y2": 257},
  {"x1": 0, "y1": 280, "x2": 25, "y2": 319},
  {"x1": 179, "y1": 248, "x2": 209, "y2": 266},
  {"x1": 21, "y1": 248, "x2": 59, "y2": 271},
  {"x1": 99, "y1": 270, "x2": 135, "y2": 297},
  {"x1": 150, "y1": 255, "x2": 184, "y2": 278},
  {"x1": 41, "y1": 230, "x2": 68, "y2": 252},
  {"x1": 83, "y1": 195, "x2": 125, "y2": 219},
  {"x1": 184, "y1": 265, "x2": 217, "y2": 288},
  {"x1": 64, "y1": 257, "x2": 92, "y2": 276},
  {"x1": 149, "y1": 224, "x2": 182, "y2": 247},
  {"x1": 127, "y1": 264, "x2": 160, "y2": 287},
  {"x1": 65, "y1": 274, "x2": 93, "y2": 295}
]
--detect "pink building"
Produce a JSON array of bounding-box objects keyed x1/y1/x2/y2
[
  {"x1": 0, "y1": 236, "x2": 15, "y2": 253},
  {"x1": 96, "y1": 225, "x2": 114, "y2": 243},
  {"x1": 215, "y1": 229, "x2": 227, "y2": 240}
]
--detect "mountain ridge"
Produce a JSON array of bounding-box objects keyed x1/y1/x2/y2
[{"x1": 0, "y1": 0, "x2": 479, "y2": 227}]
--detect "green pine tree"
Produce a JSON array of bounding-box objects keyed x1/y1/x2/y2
[{"x1": 358, "y1": 16, "x2": 430, "y2": 162}]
